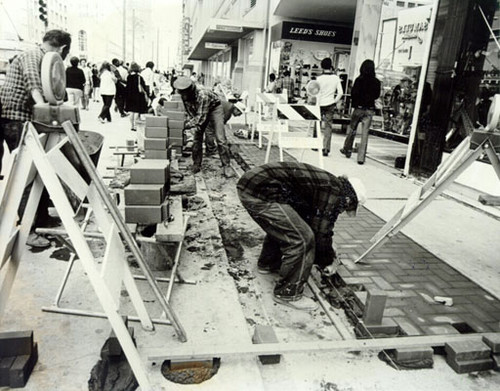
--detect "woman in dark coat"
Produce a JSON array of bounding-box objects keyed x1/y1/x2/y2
[{"x1": 124, "y1": 62, "x2": 148, "y2": 131}]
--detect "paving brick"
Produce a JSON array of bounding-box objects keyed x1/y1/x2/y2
[
  {"x1": 162, "y1": 101, "x2": 180, "y2": 110},
  {"x1": 342, "y1": 277, "x2": 372, "y2": 285},
  {"x1": 145, "y1": 149, "x2": 169, "y2": 159},
  {"x1": 145, "y1": 115, "x2": 168, "y2": 127},
  {"x1": 252, "y1": 325, "x2": 281, "y2": 365},
  {"x1": 421, "y1": 324, "x2": 460, "y2": 335},
  {"x1": 357, "y1": 318, "x2": 399, "y2": 336},
  {"x1": 386, "y1": 290, "x2": 417, "y2": 298},
  {"x1": 394, "y1": 347, "x2": 433, "y2": 362},
  {"x1": 383, "y1": 308, "x2": 405, "y2": 317},
  {"x1": 124, "y1": 201, "x2": 169, "y2": 224},
  {"x1": 0, "y1": 357, "x2": 15, "y2": 387},
  {"x1": 493, "y1": 355, "x2": 500, "y2": 371},
  {"x1": 129, "y1": 159, "x2": 170, "y2": 184},
  {"x1": 371, "y1": 276, "x2": 393, "y2": 290},
  {"x1": 483, "y1": 335, "x2": 500, "y2": 353},
  {"x1": 165, "y1": 111, "x2": 185, "y2": 121},
  {"x1": 363, "y1": 290, "x2": 387, "y2": 325},
  {"x1": 144, "y1": 137, "x2": 168, "y2": 150},
  {"x1": 0, "y1": 331, "x2": 33, "y2": 357},
  {"x1": 168, "y1": 119, "x2": 185, "y2": 129},
  {"x1": 124, "y1": 184, "x2": 167, "y2": 205},
  {"x1": 9, "y1": 343, "x2": 38, "y2": 388},
  {"x1": 145, "y1": 126, "x2": 169, "y2": 138},
  {"x1": 462, "y1": 304, "x2": 496, "y2": 322},
  {"x1": 168, "y1": 137, "x2": 183, "y2": 147},
  {"x1": 446, "y1": 357, "x2": 494, "y2": 374},
  {"x1": 445, "y1": 340, "x2": 491, "y2": 361},
  {"x1": 393, "y1": 317, "x2": 424, "y2": 336},
  {"x1": 169, "y1": 128, "x2": 184, "y2": 139},
  {"x1": 351, "y1": 271, "x2": 380, "y2": 277}
]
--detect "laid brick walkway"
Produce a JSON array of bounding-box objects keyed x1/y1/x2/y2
[{"x1": 227, "y1": 131, "x2": 500, "y2": 336}]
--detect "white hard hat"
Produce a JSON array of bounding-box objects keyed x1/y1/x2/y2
[{"x1": 234, "y1": 101, "x2": 247, "y2": 113}]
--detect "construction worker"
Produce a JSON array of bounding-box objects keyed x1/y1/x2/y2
[
  {"x1": 237, "y1": 162, "x2": 366, "y2": 311},
  {"x1": 205, "y1": 100, "x2": 246, "y2": 156},
  {"x1": 173, "y1": 76, "x2": 234, "y2": 178}
]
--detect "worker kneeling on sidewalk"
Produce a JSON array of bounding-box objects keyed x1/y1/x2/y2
[{"x1": 237, "y1": 162, "x2": 366, "y2": 311}]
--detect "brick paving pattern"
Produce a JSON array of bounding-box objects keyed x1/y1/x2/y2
[{"x1": 227, "y1": 131, "x2": 500, "y2": 336}]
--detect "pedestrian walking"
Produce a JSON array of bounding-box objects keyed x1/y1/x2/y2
[
  {"x1": 97, "y1": 62, "x2": 116, "y2": 123},
  {"x1": 91, "y1": 64, "x2": 100, "y2": 101},
  {"x1": 65, "y1": 56, "x2": 85, "y2": 107},
  {"x1": 265, "y1": 73, "x2": 277, "y2": 93},
  {"x1": 79, "y1": 58, "x2": 92, "y2": 110},
  {"x1": 340, "y1": 59, "x2": 381, "y2": 164},
  {"x1": 141, "y1": 61, "x2": 155, "y2": 101},
  {"x1": 124, "y1": 62, "x2": 149, "y2": 131},
  {"x1": 112, "y1": 58, "x2": 128, "y2": 117},
  {"x1": 173, "y1": 76, "x2": 234, "y2": 178},
  {"x1": 237, "y1": 162, "x2": 366, "y2": 311},
  {"x1": 316, "y1": 57, "x2": 343, "y2": 156}
]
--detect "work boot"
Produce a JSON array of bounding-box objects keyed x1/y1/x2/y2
[
  {"x1": 339, "y1": 148, "x2": 352, "y2": 158},
  {"x1": 273, "y1": 295, "x2": 318, "y2": 312},
  {"x1": 257, "y1": 263, "x2": 280, "y2": 275},
  {"x1": 190, "y1": 164, "x2": 201, "y2": 174},
  {"x1": 26, "y1": 233, "x2": 50, "y2": 248},
  {"x1": 223, "y1": 166, "x2": 235, "y2": 178}
]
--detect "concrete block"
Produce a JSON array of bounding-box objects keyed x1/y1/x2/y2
[
  {"x1": 168, "y1": 128, "x2": 184, "y2": 139},
  {"x1": 252, "y1": 325, "x2": 281, "y2": 365},
  {"x1": 124, "y1": 184, "x2": 167, "y2": 205},
  {"x1": 421, "y1": 324, "x2": 461, "y2": 335},
  {"x1": 145, "y1": 115, "x2": 168, "y2": 128},
  {"x1": 0, "y1": 331, "x2": 33, "y2": 357},
  {"x1": 125, "y1": 201, "x2": 169, "y2": 224},
  {"x1": 0, "y1": 357, "x2": 16, "y2": 387},
  {"x1": 358, "y1": 318, "x2": 399, "y2": 336},
  {"x1": 9, "y1": 343, "x2": 38, "y2": 388},
  {"x1": 145, "y1": 126, "x2": 169, "y2": 138},
  {"x1": 163, "y1": 101, "x2": 180, "y2": 110},
  {"x1": 362, "y1": 289, "x2": 387, "y2": 325},
  {"x1": 166, "y1": 111, "x2": 185, "y2": 121},
  {"x1": 354, "y1": 291, "x2": 367, "y2": 309},
  {"x1": 445, "y1": 340, "x2": 492, "y2": 361},
  {"x1": 144, "y1": 137, "x2": 168, "y2": 150},
  {"x1": 129, "y1": 160, "x2": 170, "y2": 184},
  {"x1": 483, "y1": 335, "x2": 500, "y2": 354},
  {"x1": 394, "y1": 347, "x2": 433, "y2": 362},
  {"x1": 446, "y1": 356, "x2": 494, "y2": 374},
  {"x1": 168, "y1": 119, "x2": 185, "y2": 129},
  {"x1": 171, "y1": 94, "x2": 183, "y2": 102},
  {"x1": 168, "y1": 137, "x2": 183, "y2": 147},
  {"x1": 493, "y1": 354, "x2": 500, "y2": 371},
  {"x1": 145, "y1": 149, "x2": 169, "y2": 159}
]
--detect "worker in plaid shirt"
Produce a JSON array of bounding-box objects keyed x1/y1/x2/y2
[
  {"x1": 0, "y1": 29, "x2": 71, "y2": 247},
  {"x1": 173, "y1": 76, "x2": 234, "y2": 178},
  {"x1": 237, "y1": 162, "x2": 366, "y2": 311}
]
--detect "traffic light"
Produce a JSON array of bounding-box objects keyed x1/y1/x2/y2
[{"x1": 39, "y1": 0, "x2": 48, "y2": 27}]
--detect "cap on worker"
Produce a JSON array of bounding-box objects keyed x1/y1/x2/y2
[
  {"x1": 346, "y1": 177, "x2": 366, "y2": 217},
  {"x1": 234, "y1": 101, "x2": 247, "y2": 113},
  {"x1": 173, "y1": 76, "x2": 193, "y2": 91}
]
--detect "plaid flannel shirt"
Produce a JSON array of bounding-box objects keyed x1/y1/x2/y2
[
  {"x1": 182, "y1": 86, "x2": 221, "y2": 129},
  {"x1": 0, "y1": 47, "x2": 45, "y2": 121}
]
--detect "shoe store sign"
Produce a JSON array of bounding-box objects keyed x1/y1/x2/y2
[
  {"x1": 394, "y1": 5, "x2": 432, "y2": 67},
  {"x1": 280, "y1": 21, "x2": 352, "y2": 45}
]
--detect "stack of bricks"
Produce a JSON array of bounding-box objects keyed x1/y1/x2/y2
[
  {"x1": 0, "y1": 331, "x2": 38, "y2": 388},
  {"x1": 444, "y1": 339, "x2": 494, "y2": 373},
  {"x1": 483, "y1": 335, "x2": 500, "y2": 371},
  {"x1": 124, "y1": 159, "x2": 170, "y2": 225},
  {"x1": 145, "y1": 95, "x2": 185, "y2": 159}
]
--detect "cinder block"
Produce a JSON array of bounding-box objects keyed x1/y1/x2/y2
[
  {"x1": 168, "y1": 128, "x2": 184, "y2": 139},
  {"x1": 125, "y1": 201, "x2": 169, "y2": 224},
  {"x1": 0, "y1": 331, "x2": 33, "y2": 357},
  {"x1": 163, "y1": 101, "x2": 180, "y2": 110},
  {"x1": 168, "y1": 119, "x2": 185, "y2": 129},
  {"x1": 129, "y1": 160, "x2": 170, "y2": 184},
  {"x1": 394, "y1": 347, "x2": 433, "y2": 362},
  {"x1": 252, "y1": 325, "x2": 281, "y2": 365},
  {"x1": 483, "y1": 335, "x2": 500, "y2": 354},
  {"x1": 358, "y1": 318, "x2": 399, "y2": 336},
  {"x1": 165, "y1": 111, "x2": 185, "y2": 121},
  {"x1": 0, "y1": 357, "x2": 16, "y2": 387},
  {"x1": 144, "y1": 137, "x2": 168, "y2": 150},
  {"x1": 124, "y1": 184, "x2": 168, "y2": 205},
  {"x1": 145, "y1": 149, "x2": 169, "y2": 159},
  {"x1": 168, "y1": 137, "x2": 183, "y2": 147},
  {"x1": 9, "y1": 343, "x2": 38, "y2": 388},
  {"x1": 446, "y1": 356, "x2": 494, "y2": 374},
  {"x1": 145, "y1": 126, "x2": 169, "y2": 138},
  {"x1": 145, "y1": 115, "x2": 168, "y2": 128},
  {"x1": 363, "y1": 289, "x2": 387, "y2": 325},
  {"x1": 445, "y1": 340, "x2": 492, "y2": 362}
]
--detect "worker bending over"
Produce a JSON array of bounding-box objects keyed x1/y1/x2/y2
[{"x1": 237, "y1": 162, "x2": 366, "y2": 311}]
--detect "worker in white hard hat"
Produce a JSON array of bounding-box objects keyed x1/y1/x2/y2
[
  {"x1": 205, "y1": 100, "x2": 246, "y2": 156},
  {"x1": 237, "y1": 162, "x2": 366, "y2": 312}
]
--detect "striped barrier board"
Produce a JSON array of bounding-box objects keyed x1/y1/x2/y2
[
  {"x1": 255, "y1": 92, "x2": 287, "y2": 104},
  {"x1": 277, "y1": 104, "x2": 321, "y2": 121}
]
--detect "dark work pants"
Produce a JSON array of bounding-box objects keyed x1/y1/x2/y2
[
  {"x1": 192, "y1": 104, "x2": 231, "y2": 167},
  {"x1": 99, "y1": 95, "x2": 114, "y2": 122},
  {"x1": 238, "y1": 192, "x2": 315, "y2": 300},
  {"x1": 320, "y1": 103, "x2": 336, "y2": 152},
  {"x1": 115, "y1": 83, "x2": 126, "y2": 115},
  {"x1": 343, "y1": 108, "x2": 374, "y2": 164},
  {"x1": 0, "y1": 118, "x2": 50, "y2": 228}
]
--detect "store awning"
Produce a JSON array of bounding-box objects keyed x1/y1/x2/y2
[
  {"x1": 188, "y1": 18, "x2": 265, "y2": 60},
  {"x1": 273, "y1": 0, "x2": 356, "y2": 24}
]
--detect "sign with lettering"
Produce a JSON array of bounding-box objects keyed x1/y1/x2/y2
[
  {"x1": 394, "y1": 5, "x2": 432, "y2": 67},
  {"x1": 281, "y1": 21, "x2": 353, "y2": 45},
  {"x1": 205, "y1": 42, "x2": 228, "y2": 50},
  {"x1": 214, "y1": 24, "x2": 243, "y2": 33}
]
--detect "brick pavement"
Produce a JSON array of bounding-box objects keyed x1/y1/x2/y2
[{"x1": 226, "y1": 131, "x2": 500, "y2": 337}]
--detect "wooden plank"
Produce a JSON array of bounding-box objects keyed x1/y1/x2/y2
[
  {"x1": 0, "y1": 228, "x2": 19, "y2": 270},
  {"x1": 147, "y1": 332, "x2": 500, "y2": 363},
  {"x1": 155, "y1": 196, "x2": 184, "y2": 242},
  {"x1": 46, "y1": 147, "x2": 88, "y2": 200},
  {"x1": 478, "y1": 194, "x2": 500, "y2": 206}
]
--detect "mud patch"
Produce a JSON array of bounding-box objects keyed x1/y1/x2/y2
[
  {"x1": 218, "y1": 225, "x2": 245, "y2": 262},
  {"x1": 161, "y1": 358, "x2": 220, "y2": 384},
  {"x1": 50, "y1": 247, "x2": 71, "y2": 261}
]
